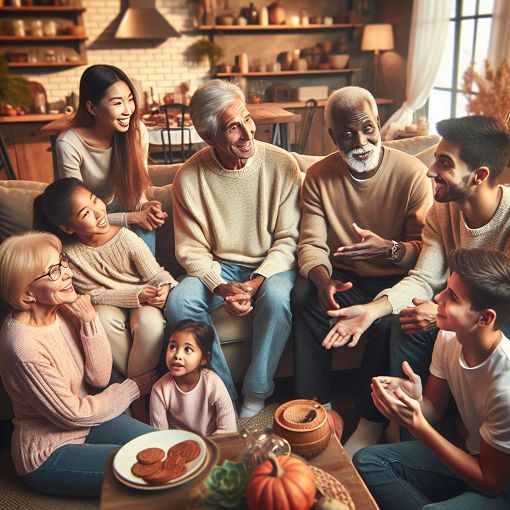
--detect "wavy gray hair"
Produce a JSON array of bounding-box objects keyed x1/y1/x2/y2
[
  {"x1": 190, "y1": 79, "x2": 246, "y2": 139},
  {"x1": 324, "y1": 86, "x2": 378, "y2": 130}
]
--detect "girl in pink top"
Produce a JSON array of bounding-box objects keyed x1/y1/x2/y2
[{"x1": 150, "y1": 320, "x2": 237, "y2": 436}]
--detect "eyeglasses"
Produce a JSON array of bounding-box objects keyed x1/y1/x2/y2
[{"x1": 32, "y1": 253, "x2": 70, "y2": 282}]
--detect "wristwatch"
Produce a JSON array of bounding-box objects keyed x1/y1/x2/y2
[{"x1": 388, "y1": 240, "x2": 402, "y2": 261}]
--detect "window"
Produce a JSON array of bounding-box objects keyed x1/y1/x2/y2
[{"x1": 427, "y1": 0, "x2": 494, "y2": 132}]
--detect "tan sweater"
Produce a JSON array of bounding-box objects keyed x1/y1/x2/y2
[
  {"x1": 173, "y1": 140, "x2": 302, "y2": 292},
  {"x1": 65, "y1": 228, "x2": 178, "y2": 308},
  {"x1": 379, "y1": 185, "x2": 510, "y2": 313},
  {"x1": 298, "y1": 147, "x2": 433, "y2": 279},
  {"x1": 0, "y1": 312, "x2": 139, "y2": 475}
]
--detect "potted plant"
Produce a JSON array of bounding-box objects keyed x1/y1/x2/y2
[
  {"x1": 0, "y1": 55, "x2": 30, "y2": 116},
  {"x1": 193, "y1": 38, "x2": 224, "y2": 71}
]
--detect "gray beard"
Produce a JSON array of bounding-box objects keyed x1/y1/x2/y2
[{"x1": 339, "y1": 140, "x2": 382, "y2": 174}]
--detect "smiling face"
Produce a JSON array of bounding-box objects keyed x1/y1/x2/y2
[
  {"x1": 329, "y1": 100, "x2": 382, "y2": 174},
  {"x1": 59, "y1": 186, "x2": 110, "y2": 242},
  {"x1": 427, "y1": 138, "x2": 475, "y2": 203},
  {"x1": 26, "y1": 246, "x2": 76, "y2": 308},
  {"x1": 206, "y1": 99, "x2": 256, "y2": 170},
  {"x1": 434, "y1": 272, "x2": 482, "y2": 335},
  {"x1": 90, "y1": 80, "x2": 135, "y2": 134},
  {"x1": 166, "y1": 329, "x2": 207, "y2": 378}
]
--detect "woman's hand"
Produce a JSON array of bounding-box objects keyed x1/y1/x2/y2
[
  {"x1": 131, "y1": 369, "x2": 160, "y2": 396},
  {"x1": 138, "y1": 285, "x2": 158, "y2": 304},
  {"x1": 63, "y1": 294, "x2": 97, "y2": 323},
  {"x1": 127, "y1": 208, "x2": 167, "y2": 231},
  {"x1": 146, "y1": 284, "x2": 171, "y2": 309}
]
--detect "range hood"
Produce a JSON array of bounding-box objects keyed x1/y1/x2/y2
[{"x1": 115, "y1": 0, "x2": 181, "y2": 39}]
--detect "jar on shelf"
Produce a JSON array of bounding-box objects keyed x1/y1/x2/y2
[
  {"x1": 30, "y1": 20, "x2": 44, "y2": 37},
  {"x1": 43, "y1": 20, "x2": 58, "y2": 37},
  {"x1": 12, "y1": 20, "x2": 26, "y2": 37},
  {"x1": 268, "y1": 1, "x2": 285, "y2": 25},
  {"x1": 44, "y1": 50, "x2": 57, "y2": 62}
]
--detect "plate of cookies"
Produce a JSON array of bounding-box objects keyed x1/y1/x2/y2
[{"x1": 113, "y1": 430, "x2": 207, "y2": 490}]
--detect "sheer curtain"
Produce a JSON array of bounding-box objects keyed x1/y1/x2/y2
[
  {"x1": 380, "y1": 0, "x2": 452, "y2": 140},
  {"x1": 488, "y1": 0, "x2": 510, "y2": 67}
]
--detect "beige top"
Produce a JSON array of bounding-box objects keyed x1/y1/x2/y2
[
  {"x1": 172, "y1": 140, "x2": 302, "y2": 292},
  {"x1": 379, "y1": 185, "x2": 510, "y2": 313},
  {"x1": 65, "y1": 227, "x2": 178, "y2": 308},
  {"x1": 0, "y1": 312, "x2": 139, "y2": 475},
  {"x1": 298, "y1": 147, "x2": 433, "y2": 279}
]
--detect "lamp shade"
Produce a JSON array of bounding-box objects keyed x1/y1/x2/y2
[{"x1": 361, "y1": 24, "x2": 394, "y2": 52}]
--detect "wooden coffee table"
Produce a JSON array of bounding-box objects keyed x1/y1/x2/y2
[{"x1": 100, "y1": 433, "x2": 378, "y2": 509}]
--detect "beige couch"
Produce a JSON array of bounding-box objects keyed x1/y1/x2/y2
[{"x1": 0, "y1": 136, "x2": 440, "y2": 387}]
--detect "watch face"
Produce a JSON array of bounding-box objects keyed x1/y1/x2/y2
[{"x1": 391, "y1": 241, "x2": 401, "y2": 260}]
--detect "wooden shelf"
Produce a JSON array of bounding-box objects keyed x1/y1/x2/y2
[
  {"x1": 0, "y1": 6, "x2": 86, "y2": 13},
  {"x1": 196, "y1": 23, "x2": 363, "y2": 33},
  {"x1": 215, "y1": 68, "x2": 362, "y2": 78},
  {"x1": 0, "y1": 36, "x2": 87, "y2": 42},
  {"x1": 7, "y1": 61, "x2": 87, "y2": 68}
]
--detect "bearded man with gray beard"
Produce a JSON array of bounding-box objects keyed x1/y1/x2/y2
[{"x1": 291, "y1": 86, "x2": 433, "y2": 439}]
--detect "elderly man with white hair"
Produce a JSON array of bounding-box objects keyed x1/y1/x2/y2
[
  {"x1": 291, "y1": 86, "x2": 433, "y2": 445},
  {"x1": 166, "y1": 79, "x2": 301, "y2": 418}
]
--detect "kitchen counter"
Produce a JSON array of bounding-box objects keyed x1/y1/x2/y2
[{"x1": 0, "y1": 113, "x2": 62, "y2": 124}]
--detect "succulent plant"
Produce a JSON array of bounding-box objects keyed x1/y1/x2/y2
[{"x1": 203, "y1": 460, "x2": 251, "y2": 509}]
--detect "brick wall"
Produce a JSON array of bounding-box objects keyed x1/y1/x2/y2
[{"x1": 20, "y1": 0, "x2": 209, "y2": 105}]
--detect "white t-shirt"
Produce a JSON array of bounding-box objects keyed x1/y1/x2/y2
[{"x1": 430, "y1": 330, "x2": 510, "y2": 455}]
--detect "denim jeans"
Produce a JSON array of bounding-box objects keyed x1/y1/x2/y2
[
  {"x1": 106, "y1": 200, "x2": 156, "y2": 255},
  {"x1": 22, "y1": 414, "x2": 154, "y2": 497},
  {"x1": 165, "y1": 263, "x2": 297, "y2": 401},
  {"x1": 353, "y1": 441, "x2": 510, "y2": 510}
]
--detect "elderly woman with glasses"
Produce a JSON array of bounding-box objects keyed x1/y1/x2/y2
[{"x1": 0, "y1": 232, "x2": 155, "y2": 497}]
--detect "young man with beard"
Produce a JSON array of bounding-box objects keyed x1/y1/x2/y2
[
  {"x1": 292, "y1": 86, "x2": 433, "y2": 438},
  {"x1": 325, "y1": 115, "x2": 510, "y2": 455}
]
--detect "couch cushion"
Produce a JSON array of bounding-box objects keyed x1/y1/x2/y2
[
  {"x1": 0, "y1": 180, "x2": 47, "y2": 242},
  {"x1": 148, "y1": 164, "x2": 181, "y2": 187}
]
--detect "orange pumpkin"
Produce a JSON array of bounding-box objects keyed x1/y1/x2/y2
[{"x1": 246, "y1": 453, "x2": 316, "y2": 510}]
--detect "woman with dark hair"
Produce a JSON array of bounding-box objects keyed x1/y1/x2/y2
[
  {"x1": 56, "y1": 64, "x2": 166, "y2": 254},
  {"x1": 0, "y1": 232, "x2": 155, "y2": 497}
]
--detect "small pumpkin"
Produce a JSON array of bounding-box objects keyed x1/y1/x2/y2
[{"x1": 246, "y1": 453, "x2": 316, "y2": 510}]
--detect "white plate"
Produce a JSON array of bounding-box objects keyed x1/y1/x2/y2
[{"x1": 113, "y1": 430, "x2": 207, "y2": 490}]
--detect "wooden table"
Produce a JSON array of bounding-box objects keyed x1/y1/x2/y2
[{"x1": 100, "y1": 433, "x2": 378, "y2": 510}]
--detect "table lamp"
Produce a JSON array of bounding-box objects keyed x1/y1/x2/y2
[{"x1": 361, "y1": 23, "x2": 394, "y2": 98}]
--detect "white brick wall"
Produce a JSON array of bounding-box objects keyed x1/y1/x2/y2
[{"x1": 19, "y1": 0, "x2": 209, "y2": 104}]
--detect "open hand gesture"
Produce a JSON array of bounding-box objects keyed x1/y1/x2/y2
[
  {"x1": 316, "y1": 278, "x2": 353, "y2": 313},
  {"x1": 334, "y1": 223, "x2": 392, "y2": 260}
]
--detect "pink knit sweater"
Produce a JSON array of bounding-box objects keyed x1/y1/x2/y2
[
  {"x1": 150, "y1": 369, "x2": 237, "y2": 436},
  {"x1": 0, "y1": 311, "x2": 139, "y2": 475}
]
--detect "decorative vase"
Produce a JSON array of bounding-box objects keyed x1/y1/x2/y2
[
  {"x1": 242, "y1": 2, "x2": 259, "y2": 25},
  {"x1": 268, "y1": 1, "x2": 285, "y2": 25}
]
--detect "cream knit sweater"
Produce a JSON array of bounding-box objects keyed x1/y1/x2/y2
[
  {"x1": 172, "y1": 140, "x2": 302, "y2": 292},
  {"x1": 64, "y1": 228, "x2": 178, "y2": 308},
  {"x1": 379, "y1": 185, "x2": 510, "y2": 313},
  {"x1": 0, "y1": 312, "x2": 139, "y2": 475}
]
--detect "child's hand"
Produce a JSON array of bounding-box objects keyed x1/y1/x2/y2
[
  {"x1": 138, "y1": 285, "x2": 158, "y2": 304},
  {"x1": 374, "y1": 361, "x2": 423, "y2": 401},
  {"x1": 147, "y1": 284, "x2": 171, "y2": 309},
  {"x1": 131, "y1": 369, "x2": 159, "y2": 396},
  {"x1": 62, "y1": 294, "x2": 97, "y2": 323}
]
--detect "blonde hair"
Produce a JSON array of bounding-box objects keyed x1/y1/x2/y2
[{"x1": 0, "y1": 232, "x2": 62, "y2": 310}]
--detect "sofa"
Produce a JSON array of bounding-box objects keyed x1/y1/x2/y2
[{"x1": 0, "y1": 135, "x2": 440, "y2": 392}]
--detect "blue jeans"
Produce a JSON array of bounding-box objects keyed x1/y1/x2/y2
[
  {"x1": 353, "y1": 441, "x2": 510, "y2": 510},
  {"x1": 106, "y1": 200, "x2": 156, "y2": 255},
  {"x1": 165, "y1": 263, "x2": 297, "y2": 400},
  {"x1": 22, "y1": 414, "x2": 154, "y2": 497}
]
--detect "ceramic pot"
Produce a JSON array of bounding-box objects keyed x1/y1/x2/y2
[
  {"x1": 268, "y1": 1, "x2": 285, "y2": 25},
  {"x1": 242, "y1": 2, "x2": 259, "y2": 25}
]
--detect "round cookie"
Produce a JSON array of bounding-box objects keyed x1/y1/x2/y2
[
  {"x1": 131, "y1": 460, "x2": 162, "y2": 478},
  {"x1": 164, "y1": 452, "x2": 186, "y2": 469},
  {"x1": 143, "y1": 463, "x2": 186, "y2": 485},
  {"x1": 167, "y1": 440, "x2": 201, "y2": 462},
  {"x1": 136, "y1": 447, "x2": 165, "y2": 465}
]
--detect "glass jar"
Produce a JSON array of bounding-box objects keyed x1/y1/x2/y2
[
  {"x1": 30, "y1": 20, "x2": 44, "y2": 37},
  {"x1": 12, "y1": 20, "x2": 26, "y2": 37},
  {"x1": 43, "y1": 20, "x2": 58, "y2": 37}
]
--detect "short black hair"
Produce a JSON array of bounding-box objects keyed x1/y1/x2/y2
[
  {"x1": 448, "y1": 248, "x2": 510, "y2": 330},
  {"x1": 436, "y1": 116, "x2": 510, "y2": 184},
  {"x1": 169, "y1": 319, "x2": 214, "y2": 365}
]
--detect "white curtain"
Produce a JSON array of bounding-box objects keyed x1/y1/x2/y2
[
  {"x1": 381, "y1": 0, "x2": 452, "y2": 140},
  {"x1": 488, "y1": 0, "x2": 510, "y2": 67}
]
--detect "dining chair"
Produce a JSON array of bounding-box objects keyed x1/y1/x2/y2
[
  {"x1": 158, "y1": 103, "x2": 193, "y2": 164},
  {"x1": 291, "y1": 98, "x2": 318, "y2": 154}
]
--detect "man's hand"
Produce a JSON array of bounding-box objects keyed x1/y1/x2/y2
[
  {"x1": 399, "y1": 298, "x2": 438, "y2": 335},
  {"x1": 63, "y1": 294, "x2": 97, "y2": 323},
  {"x1": 334, "y1": 223, "x2": 393, "y2": 260},
  {"x1": 146, "y1": 284, "x2": 171, "y2": 309},
  {"x1": 316, "y1": 278, "x2": 353, "y2": 313},
  {"x1": 373, "y1": 361, "x2": 423, "y2": 401},
  {"x1": 215, "y1": 282, "x2": 253, "y2": 317},
  {"x1": 237, "y1": 275, "x2": 265, "y2": 299},
  {"x1": 322, "y1": 304, "x2": 376, "y2": 349}
]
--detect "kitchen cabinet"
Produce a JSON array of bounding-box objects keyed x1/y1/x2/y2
[{"x1": 0, "y1": 5, "x2": 87, "y2": 69}]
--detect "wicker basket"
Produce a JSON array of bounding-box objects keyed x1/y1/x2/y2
[{"x1": 273, "y1": 400, "x2": 331, "y2": 459}]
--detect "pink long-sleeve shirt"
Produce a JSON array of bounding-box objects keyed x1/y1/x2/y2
[
  {"x1": 0, "y1": 311, "x2": 139, "y2": 475},
  {"x1": 150, "y1": 369, "x2": 237, "y2": 436}
]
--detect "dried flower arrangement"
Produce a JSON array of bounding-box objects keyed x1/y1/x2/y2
[{"x1": 463, "y1": 59, "x2": 510, "y2": 125}]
